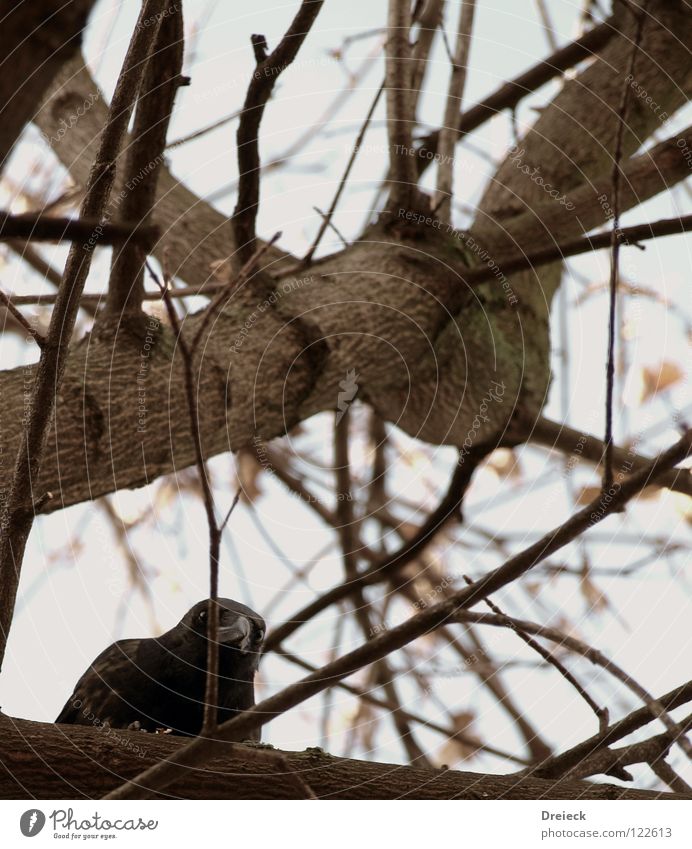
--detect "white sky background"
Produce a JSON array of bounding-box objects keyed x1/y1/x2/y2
[{"x1": 0, "y1": 0, "x2": 690, "y2": 781}]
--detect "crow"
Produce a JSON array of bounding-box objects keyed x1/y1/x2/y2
[{"x1": 56, "y1": 598, "x2": 265, "y2": 739}]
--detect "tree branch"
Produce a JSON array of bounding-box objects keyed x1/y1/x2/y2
[
  {"x1": 232, "y1": 0, "x2": 324, "y2": 262},
  {"x1": 106, "y1": 5, "x2": 185, "y2": 316},
  {"x1": 530, "y1": 416, "x2": 692, "y2": 498},
  {"x1": 385, "y1": 0, "x2": 419, "y2": 210},
  {"x1": 0, "y1": 0, "x2": 172, "y2": 672},
  {"x1": 105, "y1": 431, "x2": 690, "y2": 798}
]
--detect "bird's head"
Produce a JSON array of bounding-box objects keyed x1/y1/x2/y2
[{"x1": 183, "y1": 598, "x2": 265, "y2": 661}]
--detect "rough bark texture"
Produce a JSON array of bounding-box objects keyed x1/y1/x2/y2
[
  {"x1": 0, "y1": 714, "x2": 686, "y2": 800},
  {"x1": 0, "y1": 3, "x2": 684, "y2": 515},
  {"x1": 0, "y1": 0, "x2": 96, "y2": 171}
]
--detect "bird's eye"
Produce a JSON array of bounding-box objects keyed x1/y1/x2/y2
[
  {"x1": 254, "y1": 628, "x2": 265, "y2": 644},
  {"x1": 198, "y1": 610, "x2": 207, "y2": 622}
]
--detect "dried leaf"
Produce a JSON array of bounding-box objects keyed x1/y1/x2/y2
[
  {"x1": 435, "y1": 711, "x2": 479, "y2": 765},
  {"x1": 640, "y1": 361, "x2": 684, "y2": 403},
  {"x1": 487, "y1": 448, "x2": 522, "y2": 480},
  {"x1": 235, "y1": 449, "x2": 263, "y2": 503}
]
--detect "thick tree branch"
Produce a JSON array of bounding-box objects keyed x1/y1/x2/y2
[
  {"x1": 33, "y1": 56, "x2": 294, "y2": 288},
  {"x1": 0, "y1": 0, "x2": 96, "y2": 172},
  {"x1": 0, "y1": 211, "x2": 158, "y2": 247},
  {"x1": 0, "y1": 714, "x2": 680, "y2": 800},
  {"x1": 0, "y1": 0, "x2": 171, "y2": 672}
]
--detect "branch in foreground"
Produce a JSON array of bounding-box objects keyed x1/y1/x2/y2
[
  {"x1": 434, "y1": 0, "x2": 476, "y2": 223},
  {"x1": 0, "y1": 211, "x2": 159, "y2": 248},
  {"x1": 384, "y1": 0, "x2": 419, "y2": 210},
  {"x1": 105, "y1": 431, "x2": 691, "y2": 798},
  {"x1": 106, "y1": 6, "x2": 185, "y2": 316},
  {"x1": 0, "y1": 0, "x2": 171, "y2": 672},
  {"x1": 1, "y1": 714, "x2": 680, "y2": 800},
  {"x1": 452, "y1": 611, "x2": 689, "y2": 760},
  {"x1": 265, "y1": 443, "x2": 489, "y2": 651}
]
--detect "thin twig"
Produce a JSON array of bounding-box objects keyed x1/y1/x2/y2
[
  {"x1": 454, "y1": 610, "x2": 690, "y2": 757},
  {"x1": 530, "y1": 680, "x2": 692, "y2": 780},
  {"x1": 302, "y1": 81, "x2": 384, "y2": 265},
  {"x1": 603, "y1": 3, "x2": 647, "y2": 490},
  {"x1": 265, "y1": 444, "x2": 488, "y2": 651},
  {"x1": 232, "y1": 0, "x2": 324, "y2": 262},
  {"x1": 0, "y1": 211, "x2": 159, "y2": 247},
  {"x1": 434, "y1": 0, "x2": 476, "y2": 223},
  {"x1": 0, "y1": 289, "x2": 45, "y2": 348},
  {"x1": 463, "y1": 579, "x2": 609, "y2": 734},
  {"x1": 279, "y1": 648, "x2": 529, "y2": 767},
  {"x1": 415, "y1": 18, "x2": 616, "y2": 171},
  {"x1": 152, "y1": 263, "x2": 223, "y2": 735}
]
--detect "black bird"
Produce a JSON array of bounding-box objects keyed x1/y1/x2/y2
[{"x1": 56, "y1": 598, "x2": 265, "y2": 739}]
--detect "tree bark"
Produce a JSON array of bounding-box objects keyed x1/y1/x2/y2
[
  {"x1": 0, "y1": 714, "x2": 686, "y2": 800},
  {"x1": 0, "y1": 0, "x2": 96, "y2": 172},
  {"x1": 0, "y1": 1, "x2": 688, "y2": 515}
]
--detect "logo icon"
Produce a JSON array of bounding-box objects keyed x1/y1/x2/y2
[
  {"x1": 20, "y1": 809, "x2": 46, "y2": 837},
  {"x1": 336, "y1": 368, "x2": 359, "y2": 424}
]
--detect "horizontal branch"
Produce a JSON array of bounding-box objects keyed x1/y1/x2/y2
[
  {"x1": 0, "y1": 211, "x2": 159, "y2": 247},
  {"x1": 0, "y1": 714, "x2": 678, "y2": 800},
  {"x1": 531, "y1": 416, "x2": 692, "y2": 497}
]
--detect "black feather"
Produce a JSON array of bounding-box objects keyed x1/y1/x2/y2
[{"x1": 56, "y1": 598, "x2": 265, "y2": 739}]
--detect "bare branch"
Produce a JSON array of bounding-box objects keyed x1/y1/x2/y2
[
  {"x1": 434, "y1": 0, "x2": 476, "y2": 223},
  {"x1": 0, "y1": 0, "x2": 172, "y2": 671},
  {"x1": 416, "y1": 18, "x2": 616, "y2": 171},
  {"x1": 0, "y1": 211, "x2": 158, "y2": 247},
  {"x1": 232, "y1": 0, "x2": 324, "y2": 263},
  {"x1": 385, "y1": 0, "x2": 419, "y2": 210},
  {"x1": 106, "y1": 6, "x2": 185, "y2": 316},
  {"x1": 105, "y1": 433, "x2": 690, "y2": 798},
  {"x1": 604, "y1": 3, "x2": 647, "y2": 490},
  {"x1": 530, "y1": 417, "x2": 692, "y2": 498}
]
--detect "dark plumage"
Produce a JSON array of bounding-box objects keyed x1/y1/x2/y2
[{"x1": 56, "y1": 598, "x2": 265, "y2": 739}]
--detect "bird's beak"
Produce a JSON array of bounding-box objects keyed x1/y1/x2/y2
[{"x1": 217, "y1": 616, "x2": 252, "y2": 651}]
